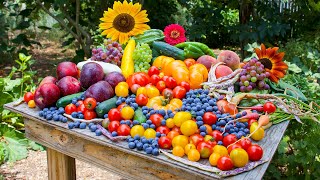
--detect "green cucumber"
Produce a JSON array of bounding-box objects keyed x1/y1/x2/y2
[
  {"x1": 133, "y1": 108, "x2": 147, "y2": 123},
  {"x1": 152, "y1": 41, "x2": 185, "y2": 60},
  {"x1": 56, "y1": 92, "x2": 84, "y2": 108},
  {"x1": 95, "y1": 97, "x2": 118, "y2": 118}
]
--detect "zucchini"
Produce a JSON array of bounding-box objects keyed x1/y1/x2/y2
[
  {"x1": 133, "y1": 108, "x2": 147, "y2": 123},
  {"x1": 133, "y1": 29, "x2": 164, "y2": 44},
  {"x1": 56, "y1": 92, "x2": 84, "y2": 108},
  {"x1": 95, "y1": 96, "x2": 118, "y2": 118},
  {"x1": 152, "y1": 41, "x2": 185, "y2": 60}
]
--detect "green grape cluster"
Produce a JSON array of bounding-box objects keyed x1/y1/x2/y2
[{"x1": 133, "y1": 43, "x2": 152, "y2": 73}]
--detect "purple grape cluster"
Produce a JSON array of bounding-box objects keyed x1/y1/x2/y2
[
  {"x1": 239, "y1": 58, "x2": 270, "y2": 92},
  {"x1": 90, "y1": 39, "x2": 123, "y2": 66}
]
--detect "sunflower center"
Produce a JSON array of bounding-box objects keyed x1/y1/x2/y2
[
  {"x1": 170, "y1": 30, "x2": 180, "y2": 39},
  {"x1": 113, "y1": 13, "x2": 135, "y2": 33},
  {"x1": 260, "y1": 58, "x2": 273, "y2": 70}
]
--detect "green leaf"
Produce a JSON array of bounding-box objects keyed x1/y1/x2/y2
[
  {"x1": 4, "y1": 79, "x2": 21, "y2": 91},
  {"x1": 286, "y1": 61, "x2": 302, "y2": 73},
  {"x1": 28, "y1": 141, "x2": 44, "y2": 151},
  {"x1": 18, "y1": 53, "x2": 26, "y2": 61}
]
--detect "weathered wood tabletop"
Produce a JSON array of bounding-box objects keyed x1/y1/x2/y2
[{"x1": 4, "y1": 101, "x2": 289, "y2": 180}]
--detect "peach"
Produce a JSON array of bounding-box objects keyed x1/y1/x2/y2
[
  {"x1": 197, "y1": 55, "x2": 219, "y2": 70},
  {"x1": 217, "y1": 50, "x2": 240, "y2": 70},
  {"x1": 215, "y1": 65, "x2": 233, "y2": 79}
]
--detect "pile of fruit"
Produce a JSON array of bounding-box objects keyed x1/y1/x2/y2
[{"x1": 21, "y1": 1, "x2": 319, "y2": 174}]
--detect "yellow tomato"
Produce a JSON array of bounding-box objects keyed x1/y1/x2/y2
[
  {"x1": 27, "y1": 100, "x2": 36, "y2": 108},
  {"x1": 184, "y1": 143, "x2": 196, "y2": 155},
  {"x1": 180, "y1": 120, "x2": 198, "y2": 137},
  {"x1": 121, "y1": 106, "x2": 134, "y2": 120},
  {"x1": 204, "y1": 135, "x2": 214, "y2": 142},
  {"x1": 169, "y1": 98, "x2": 183, "y2": 109},
  {"x1": 146, "y1": 86, "x2": 160, "y2": 98},
  {"x1": 172, "y1": 146, "x2": 185, "y2": 157},
  {"x1": 187, "y1": 149, "x2": 200, "y2": 162},
  {"x1": 213, "y1": 145, "x2": 229, "y2": 156},
  {"x1": 136, "y1": 87, "x2": 147, "y2": 96},
  {"x1": 172, "y1": 135, "x2": 189, "y2": 148},
  {"x1": 117, "y1": 82, "x2": 129, "y2": 89},
  {"x1": 230, "y1": 148, "x2": 249, "y2": 168},
  {"x1": 115, "y1": 84, "x2": 129, "y2": 97},
  {"x1": 173, "y1": 111, "x2": 192, "y2": 127},
  {"x1": 130, "y1": 125, "x2": 145, "y2": 137},
  {"x1": 144, "y1": 128, "x2": 156, "y2": 139},
  {"x1": 209, "y1": 153, "x2": 221, "y2": 166},
  {"x1": 166, "y1": 118, "x2": 175, "y2": 128},
  {"x1": 250, "y1": 122, "x2": 265, "y2": 141}
]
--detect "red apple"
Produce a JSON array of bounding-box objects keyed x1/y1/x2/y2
[
  {"x1": 56, "y1": 62, "x2": 78, "y2": 80},
  {"x1": 57, "y1": 76, "x2": 81, "y2": 96},
  {"x1": 197, "y1": 55, "x2": 219, "y2": 70},
  {"x1": 39, "y1": 76, "x2": 57, "y2": 86},
  {"x1": 34, "y1": 83, "x2": 60, "y2": 109}
]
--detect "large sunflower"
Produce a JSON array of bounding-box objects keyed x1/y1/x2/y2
[
  {"x1": 255, "y1": 44, "x2": 288, "y2": 83},
  {"x1": 99, "y1": 0, "x2": 150, "y2": 44}
]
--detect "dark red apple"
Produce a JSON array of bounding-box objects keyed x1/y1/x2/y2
[
  {"x1": 57, "y1": 76, "x2": 81, "y2": 96},
  {"x1": 197, "y1": 55, "x2": 219, "y2": 70},
  {"x1": 39, "y1": 76, "x2": 57, "y2": 86},
  {"x1": 56, "y1": 62, "x2": 78, "y2": 80},
  {"x1": 34, "y1": 83, "x2": 61, "y2": 109}
]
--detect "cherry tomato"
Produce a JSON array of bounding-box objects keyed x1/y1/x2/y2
[
  {"x1": 108, "y1": 108, "x2": 121, "y2": 121},
  {"x1": 230, "y1": 148, "x2": 249, "y2": 168},
  {"x1": 77, "y1": 104, "x2": 87, "y2": 113},
  {"x1": 150, "y1": 74, "x2": 161, "y2": 85},
  {"x1": 65, "y1": 104, "x2": 77, "y2": 115},
  {"x1": 167, "y1": 131, "x2": 180, "y2": 140},
  {"x1": 211, "y1": 130, "x2": 223, "y2": 142},
  {"x1": 162, "y1": 75, "x2": 169, "y2": 82},
  {"x1": 209, "y1": 152, "x2": 221, "y2": 166},
  {"x1": 179, "y1": 81, "x2": 190, "y2": 92},
  {"x1": 172, "y1": 146, "x2": 185, "y2": 157},
  {"x1": 108, "y1": 121, "x2": 120, "y2": 132},
  {"x1": 227, "y1": 143, "x2": 242, "y2": 154},
  {"x1": 136, "y1": 94, "x2": 148, "y2": 106},
  {"x1": 126, "y1": 72, "x2": 150, "y2": 88},
  {"x1": 204, "y1": 124, "x2": 213, "y2": 135},
  {"x1": 156, "y1": 126, "x2": 170, "y2": 135},
  {"x1": 171, "y1": 126, "x2": 182, "y2": 134},
  {"x1": 146, "y1": 85, "x2": 160, "y2": 98},
  {"x1": 165, "y1": 118, "x2": 175, "y2": 129},
  {"x1": 148, "y1": 66, "x2": 160, "y2": 76},
  {"x1": 77, "y1": 100, "x2": 84, "y2": 105},
  {"x1": 250, "y1": 122, "x2": 265, "y2": 141},
  {"x1": 164, "y1": 77, "x2": 177, "y2": 89},
  {"x1": 83, "y1": 98, "x2": 97, "y2": 110},
  {"x1": 136, "y1": 87, "x2": 147, "y2": 96},
  {"x1": 188, "y1": 149, "x2": 200, "y2": 162},
  {"x1": 121, "y1": 106, "x2": 134, "y2": 120},
  {"x1": 84, "y1": 110, "x2": 97, "y2": 120},
  {"x1": 217, "y1": 156, "x2": 234, "y2": 171},
  {"x1": 116, "y1": 83, "x2": 130, "y2": 97},
  {"x1": 172, "y1": 86, "x2": 186, "y2": 99},
  {"x1": 189, "y1": 134, "x2": 204, "y2": 146},
  {"x1": 117, "y1": 124, "x2": 130, "y2": 136},
  {"x1": 158, "y1": 136, "x2": 172, "y2": 149},
  {"x1": 180, "y1": 120, "x2": 198, "y2": 137},
  {"x1": 150, "y1": 114, "x2": 163, "y2": 127},
  {"x1": 27, "y1": 100, "x2": 36, "y2": 108},
  {"x1": 223, "y1": 134, "x2": 238, "y2": 147},
  {"x1": 185, "y1": 143, "x2": 196, "y2": 155},
  {"x1": 172, "y1": 135, "x2": 189, "y2": 148},
  {"x1": 202, "y1": 112, "x2": 217, "y2": 125},
  {"x1": 213, "y1": 145, "x2": 228, "y2": 156},
  {"x1": 156, "y1": 81, "x2": 166, "y2": 93},
  {"x1": 24, "y1": 92, "x2": 34, "y2": 103},
  {"x1": 117, "y1": 103, "x2": 126, "y2": 111},
  {"x1": 247, "y1": 144, "x2": 263, "y2": 161},
  {"x1": 239, "y1": 138, "x2": 252, "y2": 150},
  {"x1": 248, "y1": 119, "x2": 257, "y2": 127},
  {"x1": 144, "y1": 128, "x2": 157, "y2": 139},
  {"x1": 130, "y1": 125, "x2": 145, "y2": 137},
  {"x1": 197, "y1": 141, "x2": 213, "y2": 158},
  {"x1": 263, "y1": 102, "x2": 276, "y2": 114},
  {"x1": 162, "y1": 88, "x2": 173, "y2": 99}
]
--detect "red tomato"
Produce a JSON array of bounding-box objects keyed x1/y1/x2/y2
[
  {"x1": 217, "y1": 156, "x2": 234, "y2": 171},
  {"x1": 108, "y1": 121, "x2": 120, "y2": 132},
  {"x1": 156, "y1": 81, "x2": 166, "y2": 93},
  {"x1": 223, "y1": 134, "x2": 238, "y2": 147},
  {"x1": 227, "y1": 143, "x2": 242, "y2": 154},
  {"x1": 197, "y1": 141, "x2": 213, "y2": 158},
  {"x1": 206, "y1": 139, "x2": 217, "y2": 147},
  {"x1": 156, "y1": 126, "x2": 170, "y2": 135},
  {"x1": 239, "y1": 138, "x2": 252, "y2": 150},
  {"x1": 247, "y1": 144, "x2": 263, "y2": 161},
  {"x1": 162, "y1": 75, "x2": 169, "y2": 82},
  {"x1": 158, "y1": 136, "x2": 172, "y2": 149},
  {"x1": 202, "y1": 112, "x2": 217, "y2": 125},
  {"x1": 126, "y1": 72, "x2": 150, "y2": 88},
  {"x1": 117, "y1": 124, "x2": 131, "y2": 136},
  {"x1": 179, "y1": 81, "x2": 190, "y2": 92},
  {"x1": 263, "y1": 102, "x2": 276, "y2": 114},
  {"x1": 77, "y1": 104, "x2": 87, "y2": 113},
  {"x1": 108, "y1": 108, "x2": 121, "y2": 121},
  {"x1": 150, "y1": 114, "x2": 163, "y2": 127},
  {"x1": 211, "y1": 130, "x2": 223, "y2": 142},
  {"x1": 65, "y1": 104, "x2": 77, "y2": 115},
  {"x1": 77, "y1": 100, "x2": 84, "y2": 105},
  {"x1": 136, "y1": 94, "x2": 148, "y2": 106},
  {"x1": 164, "y1": 77, "x2": 177, "y2": 89},
  {"x1": 172, "y1": 86, "x2": 186, "y2": 99},
  {"x1": 189, "y1": 134, "x2": 204, "y2": 146},
  {"x1": 117, "y1": 103, "x2": 126, "y2": 111},
  {"x1": 84, "y1": 110, "x2": 97, "y2": 120},
  {"x1": 130, "y1": 84, "x2": 141, "y2": 94},
  {"x1": 83, "y1": 98, "x2": 97, "y2": 110},
  {"x1": 171, "y1": 126, "x2": 181, "y2": 134},
  {"x1": 248, "y1": 119, "x2": 257, "y2": 127},
  {"x1": 23, "y1": 92, "x2": 34, "y2": 103},
  {"x1": 150, "y1": 74, "x2": 161, "y2": 85},
  {"x1": 162, "y1": 88, "x2": 173, "y2": 100},
  {"x1": 148, "y1": 66, "x2": 160, "y2": 76}
]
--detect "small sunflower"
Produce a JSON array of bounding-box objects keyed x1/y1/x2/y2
[
  {"x1": 99, "y1": 0, "x2": 150, "y2": 44},
  {"x1": 255, "y1": 44, "x2": 288, "y2": 83}
]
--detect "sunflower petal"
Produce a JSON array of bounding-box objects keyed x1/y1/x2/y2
[
  {"x1": 269, "y1": 73, "x2": 279, "y2": 83},
  {"x1": 272, "y1": 69, "x2": 285, "y2": 78},
  {"x1": 130, "y1": 3, "x2": 142, "y2": 17},
  {"x1": 134, "y1": 10, "x2": 148, "y2": 19},
  {"x1": 135, "y1": 24, "x2": 150, "y2": 30},
  {"x1": 261, "y1": 44, "x2": 266, "y2": 57},
  {"x1": 119, "y1": 33, "x2": 129, "y2": 44},
  {"x1": 272, "y1": 52, "x2": 285, "y2": 62},
  {"x1": 273, "y1": 61, "x2": 288, "y2": 70},
  {"x1": 135, "y1": 17, "x2": 150, "y2": 23},
  {"x1": 99, "y1": 23, "x2": 113, "y2": 30},
  {"x1": 255, "y1": 48, "x2": 262, "y2": 58},
  {"x1": 113, "y1": 1, "x2": 122, "y2": 14}
]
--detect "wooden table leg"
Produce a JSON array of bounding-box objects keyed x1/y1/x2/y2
[{"x1": 47, "y1": 148, "x2": 76, "y2": 180}]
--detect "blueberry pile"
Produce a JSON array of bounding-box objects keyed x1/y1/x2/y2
[
  {"x1": 39, "y1": 107, "x2": 67, "y2": 122},
  {"x1": 116, "y1": 95, "x2": 139, "y2": 110},
  {"x1": 68, "y1": 121, "x2": 102, "y2": 136},
  {"x1": 127, "y1": 135, "x2": 159, "y2": 156},
  {"x1": 141, "y1": 106, "x2": 175, "y2": 120}
]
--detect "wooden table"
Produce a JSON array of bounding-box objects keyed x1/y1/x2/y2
[{"x1": 4, "y1": 102, "x2": 289, "y2": 180}]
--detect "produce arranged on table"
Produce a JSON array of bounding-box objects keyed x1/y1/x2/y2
[{"x1": 22, "y1": 0, "x2": 319, "y2": 174}]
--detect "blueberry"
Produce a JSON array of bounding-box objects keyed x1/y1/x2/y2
[
  {"x1": 151, "y1": 143, "x2": 159, "y2": 148},
  {"x1": 90, "y1": 125, "x2": 97, "y2": 132},
  {"x1": 164, "y1": 115, "x2": 169, "y2": 119},
  {"x1": 49, "y1": 107, "x2": 57, "y2": 111},
  {"x1": 234, "y1": 127, "x2": 239, "y2": 132},
  {"x1": 169, "y1": 113, "x2": 175, "y2": 118},
  {"x1": 244, "y1": 122, "x2": 249, "y2": 127},
  {"x1": 236, "y1": 123, "x2": 242, "y2": 128},
  {"x1": 141, "y1": 138, "x2": 148, "y2": 144},
  {"x1": 88, "y1": 122, "x2": 94, "y2": 128},
  {"x1": 149, "y1": 110, "x2": 155, "y2": 115},
  {"x1": 212, "y1": 124, "x2": 217, "y2": 130},
  {"x1": 125, "y1": 120, "x2": 131, "y2": 125},
  {"x1": 142, "y1": 106, "x2": 148, "y2": 111},
  {"x1": 132, "y1": 103, "x2": 138, "y2": 109},
  {"x1": 53, "y1": 115, "x2": 59, "y2": 121},
  {"x1": 111, "y1": 131, "x2": 118, "y2": 137},
  {"x1": 79, "y1": 122, "x2": 86, "y2": 129},
  {"x1": 200, "y1": 132, "x2": 206, "y2": 137},
  {"x1": 61, "y1": 117, "x2": 68, "y2": 123},
  {"x1": 220, "y1": 120, "x2": 226, "y2": 126},
  {"x1": 235, "y1": 113, "x2": 242, "y2": 119},
  {"x1": 142, "y1": 110, "x2": 148, "y2": 115},
  {"x1": 148, "y1": 138, "x2": 154, "y2": 144},
  {"x1": 217, "y1": 141, "x2": 223, "y2": 145},
  {"x1": 186, "y1": 106, "x2": 191, "y2": 111},
  {"x1": 159, "y1": 109, "x2": 166, "y2": 116},
  {"x1": 46, "y1": 114, "x2": 53, "y2": 120},
  {"x1": 216, "y1": 110, "x2": 221, "y2": 114},
  {"x1": 74, "y1": 120, "x2": 80, "y2": 128},
  {"x1": 145, "y1": 120, "x2": 152, "y2": 125},
  {"x1": 143, "y1": 144, "x2": 149, "y2": 150},
  {"x1": 120, "y1": 120, "x2": 125, "y2": 124},
  {"x1": 161, "y1": 120, "x2": 166, "y2": 126},
  {"x1": 152, "y1": 148, "x2": 159, "y2": 156},
  {"x1": 146, "y1": 114, "x2": 150, "y2": 119},
  {"x1": 95, "y1": 129, "x2": 102, "y2": 136},
  {"x1": 216, "y1": 121, "x2": 221, "y2": 126},
  {"x1": 196, "y1": 121, "x2": 203, "y2": 127},
  {"x1": 229, "y1": 128, "x2": 235, "y2": 133},
  {"x1": 133, "y1": 120, "x2": 139, "y2": 125},
  {"x1": 213, "y1": 106, "x2": 218, "y2": 111},
  {"x1": 136, "y1": 142, "x2": 143, "y2": 150},
  {"x1": 78, "y1": 114, "x2": 84, "y2": 119},
  {"x1": 71, "y1": 98, "x2": 77, "y2": 104},
  {"x1": 208, "y1": 99, "x2": 215, "y2": 106},
  {"x1": 181, "y1": 106, "x2": 186, "y2": 111},
  {"x1": 145, "y1": 147, "x2": 153, "y2": 154},
  {"x1": 223, "y1": 132, "x2": 229, "y2": 136},
  {"x1": 68, "y1": 123, "x2": 75, "y2": 129},
  {"x1": 39, "y1": 111, "x2": 44, "y2": 117},
  {"x1": 236, "y1": 134, "x2": 242, "y2": 139},
  {"x1": 71, "y1": 112, "x2": 77, "y2": 118},
  {"x1": 252, "y1": 110, "x2": 258, "y2": 113},
  {"x1": 199, "y1": 125, "x2": 206, "y2": 132},
  {"x1": 244, "y1": 128, "x2": 250, "y2": 133},
  {"x1": 128, "y1": 142, "x2": 136, "y2": 149},
  {"x1": 103, "y1": 114, "x2": 108, "y2": 118},
  {"x1": 134, "y1": 135, "x2": 140, "y2": 140},
  {"x1": 150, "y1": 124, "x2": 156, "y2": 129},
  {"x1": 196, "y1": 116, "x2": 203, "y2": 121},
  {"x1": 206, "y1": 106, "x2": 213, "y2": 112},
  {"x1": 116, "y1": 100, "x2": 122, "y2": 106},
  {"x1": 141, "y1": 123, "x2": 149, "y2": 129},
  {"x1": 134, "y1": 140, "x2": 139, "y2": 144},
  {"x1": 155, "y1": 132, "x2": 161, "y2": 138},
  {"x1": 43, "y1": 108, "x2": 49, "y2": 112}
]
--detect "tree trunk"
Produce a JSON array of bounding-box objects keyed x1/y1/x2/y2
[{"x1": 239, "y1": 0, "x2": 254, "y2": 59}]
